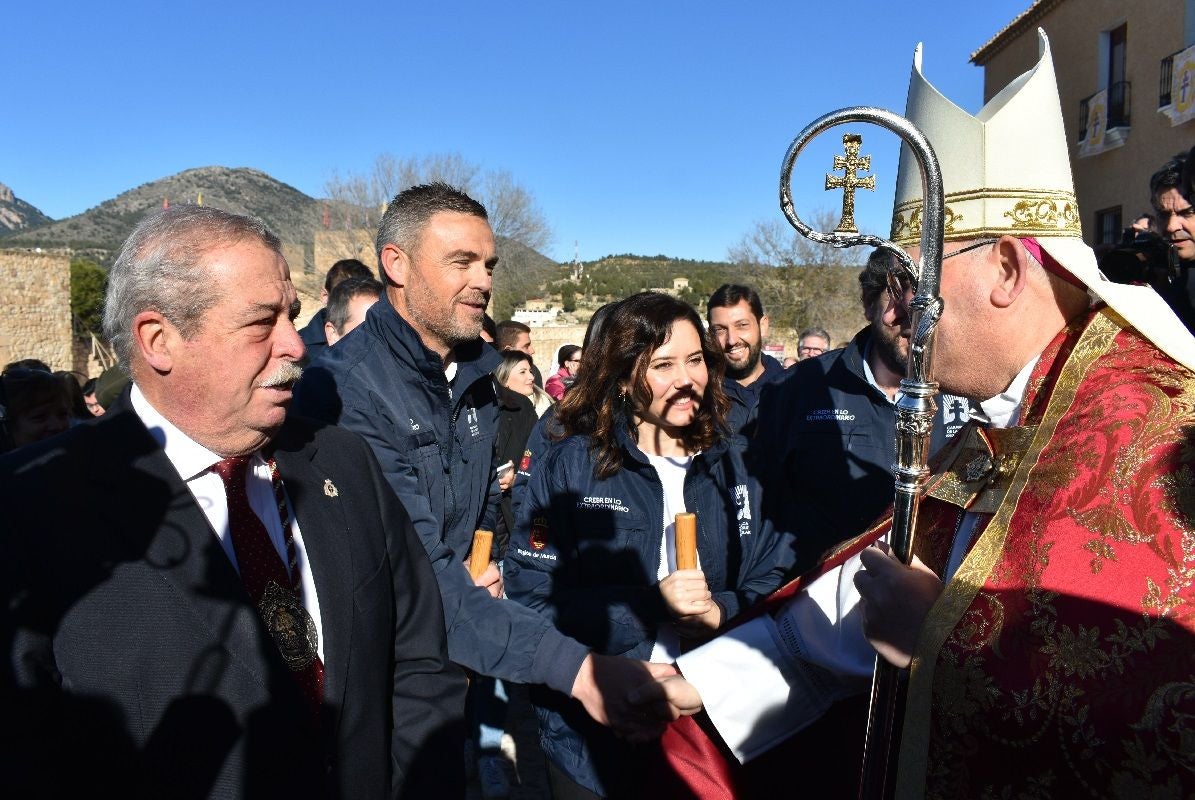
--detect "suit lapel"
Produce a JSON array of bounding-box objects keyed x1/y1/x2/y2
[
  {"x1": 88, "y1": 409, "x2": 280, "y2": 695},
  {"x1": 273, "y1": 440, "x2": 354, "y2": 717}
]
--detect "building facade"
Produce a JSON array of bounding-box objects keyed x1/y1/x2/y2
[{"x1": 973, "y1": 0, "x2": 1195, "y2": 244}]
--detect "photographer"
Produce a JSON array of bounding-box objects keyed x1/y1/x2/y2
[
  {"x1": 1151, "y1": 148, "x2": 1194, "y2": 332},
  {"x1": 1153, "y1": 148, "x2": 1195, "y2": 260},
  {"x1": 1098, "y1": 148, "x2": 1195, "y2": 333}
]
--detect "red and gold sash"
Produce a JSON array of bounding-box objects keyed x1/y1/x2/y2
[{"x1": 898, "y1": 308, "x2": 1195, "y2": 798}]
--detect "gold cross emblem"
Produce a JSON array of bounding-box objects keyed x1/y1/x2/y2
[{"x1": 824, "y1": 133, "x2": 875, "y2": 233}]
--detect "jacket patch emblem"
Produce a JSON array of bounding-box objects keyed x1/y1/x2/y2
[
  {"x1": 940, "y1": 394, "x2": 970, "y2": 439},
  {"x1": 520, "y1": 449, "x2": 532, "y2": 471},
  {"x1": 466, "y1": 406, "x2": 480, "y2": 437},
  {"x1": 578, "y1": 496, "x2": 630, "y2": 513},
  {"x1": 807, "y1": 408, "x2": 856, "y2": 422},
  {"x1": 530, "y1": 517, "x2": 549, "y2": 550},
  {"x1": 324, "y1": 479, "x2": 339, "y2": 498},
  {"x1": 734, "y1": 484, "x2": 752, "y2": 536},
  {"x1": 408, "y1": 418, "x2": 421, "y2": 431}
]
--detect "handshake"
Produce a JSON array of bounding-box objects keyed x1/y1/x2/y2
[{"x1": 571, "y1": 653, "x2": 705, "y2": 742}]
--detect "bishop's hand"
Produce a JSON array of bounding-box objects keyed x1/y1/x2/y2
[
  {"x1": 627, "y1": 666, "x2": 704, "y2": 727},
  {"x1": 854, "y1": 542, "x2": 943, "y2": 669}
]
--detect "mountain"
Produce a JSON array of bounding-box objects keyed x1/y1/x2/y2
[
  {"x1": 0, "y1": 182, "x2": 53, "y2": 234},
  {"x1": 490, "y1": 236, "x2": 565, "y2": 321},
  {"x1": 0, "y1": 166, "x2": 323, "y2": 253}
]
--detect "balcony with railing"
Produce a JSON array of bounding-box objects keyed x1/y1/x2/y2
[
  {"x1": 1077, "y1": 82, "x2": 1131, "y2": 155},
  {"x1": 1160, "y1": 49, "x2": 1179, "y2": 108},
  {"x1": 1158, "y1": 47, "x2": 1194, "y2": 125}
]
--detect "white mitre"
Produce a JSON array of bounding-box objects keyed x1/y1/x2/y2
[{"x1": 890, "y1": 28, "x2": 1195, "y2": 372}]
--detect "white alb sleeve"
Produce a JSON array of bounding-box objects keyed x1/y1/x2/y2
[{"x1": 675, "y1": 553, "x2": 876, "y2": 763}]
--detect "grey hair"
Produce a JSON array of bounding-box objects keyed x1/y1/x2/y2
[
  {"x1": 102, "y1": 204, "x2": 282, "y2": 371},
  {"x1": 798, "y1": 326, "x2": 831, "y2": 344},
  {"x1": 374, "y1": 182, "x2": 488, "y2": 286}
]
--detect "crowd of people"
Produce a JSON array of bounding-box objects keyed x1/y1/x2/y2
[{"x1": 3, "y1": 29, "x2": 1195, "y2": 800}]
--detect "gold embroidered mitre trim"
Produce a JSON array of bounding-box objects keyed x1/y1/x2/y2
[{"x1": 891, "y1": 189, "x2": 1082, "y2": 247}]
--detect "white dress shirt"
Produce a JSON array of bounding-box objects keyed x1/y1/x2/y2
[{"x1": 131, "y1": 385, "x2": 325, "y2": 660}]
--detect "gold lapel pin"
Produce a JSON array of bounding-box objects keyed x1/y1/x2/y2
[{"x1": 324, "y1": 479, "x2": 339, "y2": 498}]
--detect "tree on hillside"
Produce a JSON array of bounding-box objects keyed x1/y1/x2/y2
[
  {"x1": 482, "y1": 169, "x2": 551, "y2": 253},
  {"x1": 70, "y1": 257, "x2": 107, "y2": 337},
  {"x1": 727, "y1": 209, "x2": 866, "y2": 339},
  {"x1": 727, "y1": 209, "x2": 863, "y2": 270},
  {"x1": 560, "y1": 284, "x2": 577, "y2": 313},
  {"x1": 324, "y1": 153, "x2": 554, "y2": 321},
  {"x1": 748, "y1": 265, "x2": 861, "y2": 343}
]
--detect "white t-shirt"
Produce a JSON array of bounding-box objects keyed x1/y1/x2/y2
[{"x1": 645, "y1": 452, "x2": 696, "y2": 663}]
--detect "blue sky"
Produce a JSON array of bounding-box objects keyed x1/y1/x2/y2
[{"x1": 3, "y1": 1, "x2": 1031, "y2": 262}]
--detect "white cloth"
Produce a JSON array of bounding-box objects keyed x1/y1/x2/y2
[
  {"x1": 676, "y1": 557, "x2": 875, "y2": 762},
  {"x1": 679, "y1": 357, "x2": 1038, "y2": 762},
  {"x1": 131, "y1": 385, "x2": 325, "y2": 660},
  {"x1": 645, "y1": 453, "x2": 695, "y2": 664}
]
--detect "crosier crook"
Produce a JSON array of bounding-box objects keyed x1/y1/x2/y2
[{"x1": 779, "y1": 106, "x2": 945, "y2": 800}]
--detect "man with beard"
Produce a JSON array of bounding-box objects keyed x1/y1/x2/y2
[
  {"x1": 750, "y1": 250, "x2": 968, "y2": 576},
  {"x1": 294, "y1": 183, "x2": 672, "y2": 750},
  {"x1": 706, "y1": 283, "x2": 786, "y2": 434}
]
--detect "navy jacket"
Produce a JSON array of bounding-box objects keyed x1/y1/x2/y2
[
  {"x1": 505, "y1": 425, "x2": 791, "y2": 795},
  {"x1": 292, "y1": 296, "x2": 589, "y2": 693},
  {"x1": 494, "y1": 385, "x2": 538, "y2": 554},
  {"x1": 750, "y1": 326, "x2": 971, "y2": 575},
  {"x1": 723, "y1": 352, "x2": 787, "y2": 435},
  {"x1": 508, "y1": 405, "x2": 557, "y2": 527},
  {"x1": 297, "y1": 307, "x2": 328, "y2": 366}
]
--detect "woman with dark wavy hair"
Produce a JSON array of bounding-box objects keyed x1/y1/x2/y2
[{"x1": 505, "y1": 292, "x2": 791, "y2": 799}]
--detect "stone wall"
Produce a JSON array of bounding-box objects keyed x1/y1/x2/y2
[
  {"x1": 290, "y1": 230, "x2": 378, "y2": 328},
  {"x1": 0, "y1": 248, "x2": 77, "y2": 371},
  {"x1": 526, "y1": 325, "x2": 588, "y2": 377}
]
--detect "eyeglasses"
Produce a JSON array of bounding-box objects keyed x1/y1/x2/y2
[
  {"x1": 885, "y1": 238, "x2": 1000, "y2": 312},
  {"x1": 797, "y1": 345, "x2": 826, "y2": 357}
]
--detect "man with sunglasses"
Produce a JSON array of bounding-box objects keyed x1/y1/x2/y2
[{"x1": 636, "y1": 31, "x2": 1195, "y2": 799}]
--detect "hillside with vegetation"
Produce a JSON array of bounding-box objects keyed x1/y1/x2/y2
[
  {"x1": 0, "y1": 167, "x2": 324, "y2": 256},
  {"x1": 535, "y1": 254, "x2": 864, "y2": 343},
  {"x1": 0, "y1": 164, "x2": 868, "y2": 345}
]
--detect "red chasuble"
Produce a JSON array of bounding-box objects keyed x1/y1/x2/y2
[{"x1": 659, "y1": 309, "x2": 1195, "y2": 798}]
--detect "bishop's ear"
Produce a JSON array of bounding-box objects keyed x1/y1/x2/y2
[{"x1": 989, "y1": 236, "x2": 1031, "y2": 309}]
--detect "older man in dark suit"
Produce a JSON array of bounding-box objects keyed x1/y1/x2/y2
[{"x1": 0, "y1": 205, "x2": 463, "y2": 798}]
